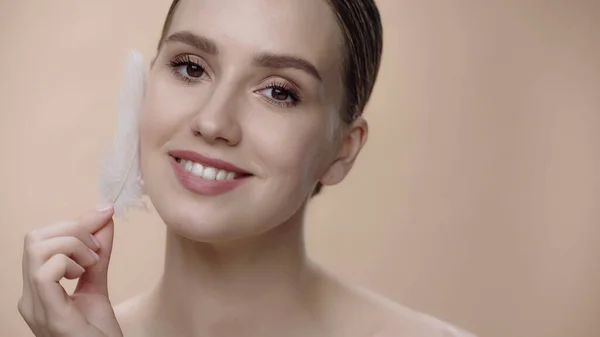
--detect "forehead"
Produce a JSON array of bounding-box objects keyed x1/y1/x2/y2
[{"x1": 167, "y1": 0, "x2": 343, "y2": 73}]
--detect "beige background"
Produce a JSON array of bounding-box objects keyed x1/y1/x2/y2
[{"x1": 1, "y1": 1, "x2": 599, "y2": 336}]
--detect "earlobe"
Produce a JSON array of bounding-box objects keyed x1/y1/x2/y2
[
  {"x1": 320, "y1": 164, "x2": 346, "y2": 186},
  {"x1": 319, "y1": 118, "x2": 369, "y2": 187}
]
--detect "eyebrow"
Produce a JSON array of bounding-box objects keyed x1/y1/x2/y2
[
  {"x1": 164, "y1": 31, "x2": 219, "y2": 55},
  {"x1": 253, "y1": 53, "x2": 322, "y2": 82},
  {"x1": 164, "y1": 31, "x2": 323, "y2": 82}
]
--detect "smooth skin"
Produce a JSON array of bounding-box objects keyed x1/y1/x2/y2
[{"x1": 18, "y1": 0, "x2": 473, "y2": 336}]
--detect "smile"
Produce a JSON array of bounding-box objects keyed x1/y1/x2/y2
[
  {"x1": 178, "y1": 159, "x2": 237, "y2": 180},
  {"x1": 168, "y1": 150, "x2": 252, "y2": 196}
]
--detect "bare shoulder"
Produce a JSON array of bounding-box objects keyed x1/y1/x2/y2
[
  {"x1": 354, "y1": 287, "x2": 478, "y2": 337},
  {"x1": 113, "y1": 293, "x2": 153, "y2": 337}
]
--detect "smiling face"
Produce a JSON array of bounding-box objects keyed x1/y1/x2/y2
[{"x1": 139, "y1": 0, "x2": 367, "y2": 242}]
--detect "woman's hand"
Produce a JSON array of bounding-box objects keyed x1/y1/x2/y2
[{"x1": 18, "y1": 206, "x2": 123, "y2": 337}]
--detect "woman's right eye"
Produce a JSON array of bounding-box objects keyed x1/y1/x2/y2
[{"x1": 169, "y1": 55, "x2": 210, "y2": 83}]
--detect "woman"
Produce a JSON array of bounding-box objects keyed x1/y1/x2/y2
[{"x1": 18, "y1": 0, "x2": 475, "y2": 336}]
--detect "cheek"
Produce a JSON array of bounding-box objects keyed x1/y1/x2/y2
[
  {"x1": 139, "y1": 76, "x2": 186, "y2": 183},
  {"x1": 141, "y1": 82, "x2": 168, "y2": 147},
  {"x1": 246, "y1": 112, "x2": 333, "y2": 186},
  {"x1": 140, "y1": 75, "x2": 195, "y2": 149}
]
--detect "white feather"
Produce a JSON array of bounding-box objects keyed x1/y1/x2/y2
[{"x1": 98, "y1": 50, "x2": 147, "y2": 219}]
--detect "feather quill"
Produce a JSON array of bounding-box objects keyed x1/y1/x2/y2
[{"x1": 98, "y1": 50, "x2": 147, "y2": 219}]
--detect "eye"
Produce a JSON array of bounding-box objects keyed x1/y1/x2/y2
[
  {"x1": 258, "y1": 82, "x2": 302, "y2": 108},
  {"x1": 169, "y1": 55, "x2": 210, "y2": 83},
  {"x1": 181, "y1": 63, "x2": 207, "y2": 79},
  {"x1": 271, "y1": 87, "x2": 292, "y2": 101}
]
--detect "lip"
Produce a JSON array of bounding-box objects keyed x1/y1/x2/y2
[
  {"x1": 168, "y1": 150, "x2": 250, "y2": 175},
  {"x1": 170, "y1": 157, "x2": 249, "y2": 196}
]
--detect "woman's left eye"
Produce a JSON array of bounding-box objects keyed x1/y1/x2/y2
[{"x1": 258, "y1": 85, "x2": 301, "y2": 107}]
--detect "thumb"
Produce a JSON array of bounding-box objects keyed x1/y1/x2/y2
[{"x1": 74, "y1": 209, "x2": 115, "y2": 297}]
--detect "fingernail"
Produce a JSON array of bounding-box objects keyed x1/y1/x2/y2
[
  {"x1": 90, "y1": 234, "x2": 101, "y2": 249},
  {"x1": 89, "y1": 248, "x2": 100, "y2": 261},
  {"x1": 96, "y1": 203, "x2": 113, "y2": 212}
]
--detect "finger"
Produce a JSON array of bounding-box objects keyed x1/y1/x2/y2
[
  {"x1": 30, "y1": 221, "x2": 101, "y2": 252},
  {"x1": 21, "y1": 206, "x2": 113, "y2": 283},
  {"x1": 32, "y1": 254, "x2": 89, "y2": 336},
  {"x1": 29, "y1": 236, "x2": 100, "y2": 272},
  {"x1": 20, "y1": 240, "x2": 34, "y2": 313},
  {"x1": 33, "y1": 206, "x2": 114, "y2": 248},
  {"x1": 33, "y1": 254, "x2": 85, "y2": 311},
  {"x1": 21, "y1": 232, "x2": 46, "y2": 325},
  {"x1": 18, "y1": 259, "x2": 39, "y2": 327},
  {"x1": 74, "y1": 219, "x2": 115, "y2": 297},
  {"x1": 78, "y1": 205, "x2": 115, "y2": 233}
]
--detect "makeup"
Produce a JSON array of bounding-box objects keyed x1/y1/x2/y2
[{"x1": 169, "y1": 150, "x2": 251, "y2": 195}]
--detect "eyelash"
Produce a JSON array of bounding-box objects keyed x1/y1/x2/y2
[
  {"x1": 261, "y1": 81, "x2": 302, "y2": 108},
  {"x1": 167, "y1": 55, "x2": 303, "y2": 108},
  {"x1": 168, "y1": 55, "x2": 208, "y2": 84}
]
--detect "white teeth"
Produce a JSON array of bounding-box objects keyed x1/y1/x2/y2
[
  {"x1": 192, "y1": 163, "x2": 204, "y2": 176},
  {"x1": 184, "y1": 160, "x2": 193, "y2": 172},
  {"x1": 216, "y1": 170, "x2": 227, "y2": 181},
  {"x1": 180, "y1": 159, "x2": 239, "y2": 180},
  {"x1": 202, "y1": 167, "x2": 217, "y2": 180}
]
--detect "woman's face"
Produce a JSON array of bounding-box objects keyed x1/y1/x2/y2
[{"x1": 140, "y1": 0, "x2": 364, "y2": 241}]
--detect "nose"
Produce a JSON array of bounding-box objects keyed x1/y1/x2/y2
[{"x1": 189, "y1": 84, "x2": 242, "y2": 146}]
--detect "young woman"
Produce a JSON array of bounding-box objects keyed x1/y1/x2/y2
[{"x1": 19, "y1": 0, "x2": 475, "y2": 336}]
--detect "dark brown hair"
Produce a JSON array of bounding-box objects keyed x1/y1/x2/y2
[{"x1": 157, "y1": 0, "x2": 383, "y2": 195}]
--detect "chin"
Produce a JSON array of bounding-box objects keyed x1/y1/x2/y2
[
  {"x1": 144, "y1": 188, "x2": 298, "y2": 244},
  {"x1": 146, "y1": 192, "x2": 256, "y2": 242},
  {"x1": 141, "y1": 155, "x2": 311, "y2": 243}
]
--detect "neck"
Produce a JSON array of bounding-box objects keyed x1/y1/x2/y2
[{"x1": 147, "y1": 205, "x2": 321, "y2": 336}]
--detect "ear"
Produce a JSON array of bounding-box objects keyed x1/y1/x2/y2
[{"x1": 319, "y1": 117, "x2": 368, "y2": 187}]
